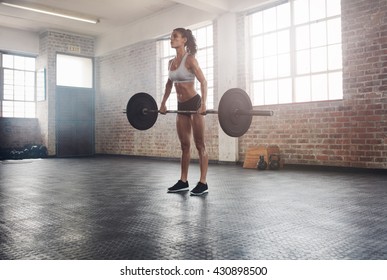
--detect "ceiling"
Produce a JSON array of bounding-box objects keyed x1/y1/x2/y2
[{"x1": 0, "y1": 0, "x2": 266, "y2": 38}]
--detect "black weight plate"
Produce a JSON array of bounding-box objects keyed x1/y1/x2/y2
[
  {"x1": 126, "y1": 92, "x2": 158, "y2": 130},
  {"x1": 218, "y1": 88, "x2": 253, "y2": 137}
]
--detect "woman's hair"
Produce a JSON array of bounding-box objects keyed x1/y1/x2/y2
[{"x1": 174, "y1": 28, "x2": 197, "y2": 55}]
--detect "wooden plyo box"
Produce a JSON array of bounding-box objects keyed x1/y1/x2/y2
[{"x1": 243, "y1": 145, "x2": 282, "y2": 169}]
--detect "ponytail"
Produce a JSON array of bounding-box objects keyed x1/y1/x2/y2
[{"x1": 174, "y1": 28, "x2": 197, "y2": 55}]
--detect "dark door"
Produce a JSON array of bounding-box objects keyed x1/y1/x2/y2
[{"x1": 56, "y1": 86, "x2": 94, "y2": 157}]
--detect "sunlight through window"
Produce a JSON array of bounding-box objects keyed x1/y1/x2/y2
[
  {"x1": 1, "y1": 53, "x2": 36, "y2": 118},
  {"x1": 248, "y1": 0, "x2": 342, "y2": 105}
]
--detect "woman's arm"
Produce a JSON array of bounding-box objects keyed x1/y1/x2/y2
[
  {"x1": 160, "y1": 59, "x2": 174, "y2": 114},
  {"x1": 160, "y1": 78, "x2": 173, "y2": 114},
  {"x1": 188, "y1": 55, "x2": 207, "y2": 113}
]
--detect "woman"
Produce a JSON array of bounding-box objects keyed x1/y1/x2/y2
[{"x1": 160, "y1": 28, "x2": 208, "y2": 196}]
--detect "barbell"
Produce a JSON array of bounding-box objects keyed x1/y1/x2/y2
[{"x1": 124, "y1": 88, "x2": 274, "y2": 137}]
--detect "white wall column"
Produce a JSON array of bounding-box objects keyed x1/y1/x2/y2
[{"x1": 217, "y1": 12, "x2": 239, "y2": 162}]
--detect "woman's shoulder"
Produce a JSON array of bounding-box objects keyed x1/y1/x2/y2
[{"x1": 186, "y1": 53, "x2": 198, "y2": 65}]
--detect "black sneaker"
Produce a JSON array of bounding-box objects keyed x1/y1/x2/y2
[
  {"x1": 190, "y1": 182, "x2": 208, "y2": 196},
  {"x1": 168, "y1": 180, "x2": 189, "y2": 193}
]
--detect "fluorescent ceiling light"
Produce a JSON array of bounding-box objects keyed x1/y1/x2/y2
[{"x1": 1, "y1": 1, "x2": 99, "y2": 24}]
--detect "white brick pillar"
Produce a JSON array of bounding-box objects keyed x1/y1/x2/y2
[{"x1": 217, "y1": 13, "x2": 239, "y2": 162}]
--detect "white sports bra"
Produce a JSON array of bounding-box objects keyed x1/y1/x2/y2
[{"x1": 168, "y1": 53, "x2": 195, "y2": 83}]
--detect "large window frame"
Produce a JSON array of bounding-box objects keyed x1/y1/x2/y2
[
  {"x1": 247, "y1": 0, "x2": 343, "y2": 106},
  {"x1": 158, "y1": 24, "x2": 214, "y2": 110},
  {"x1": 1, "y1": 52, "x2": 37, "y2": 118}
]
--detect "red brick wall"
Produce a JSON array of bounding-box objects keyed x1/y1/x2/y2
[{"x1": 239, "y1": 0, "x2": 387, "y2": 169}]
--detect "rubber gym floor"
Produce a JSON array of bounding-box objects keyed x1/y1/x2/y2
[{"x1": 0, "y1": 156, "x2": 386, "y2": 260}]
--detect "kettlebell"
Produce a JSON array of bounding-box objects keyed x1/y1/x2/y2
[{"x1": 257, "y1": 155, "x2": 267, "y2": 170}]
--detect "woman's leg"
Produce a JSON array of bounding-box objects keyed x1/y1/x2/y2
[
  {"x1": 192, "y1": 114, "x2": 208, "y2": 184},
  {"x1": 176, "y1": 114, "x2": 192, "y2": 182}
]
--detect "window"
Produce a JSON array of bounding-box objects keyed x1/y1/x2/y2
[
  {"x1": 56, "y1": 54, "x2": 93, "y2": 88},
  {"x1": 247, "y1": 0, "x2": 342, "y2": 105},
  {"x1": 1, "y1": 53, "x2": 36, "y2": 118},
  {"x1": 159, "y1": 24, "x2": 214, "y2": 110}
]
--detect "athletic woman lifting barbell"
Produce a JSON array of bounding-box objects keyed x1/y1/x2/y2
[
  {"x1": 124, "y1": 29, "x2": 275, "y2": 195},
  {"x1": 159, "y1": 28, "x2": 209, "y2": 196}
]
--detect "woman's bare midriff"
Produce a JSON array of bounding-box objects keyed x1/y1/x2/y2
[{"x1": 175, "y1": 82, "x2": 197, "y2": 103}]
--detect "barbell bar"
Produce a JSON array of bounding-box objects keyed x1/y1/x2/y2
[
  {"x1": 141, "y1": 108, "x2": 218, "y2": 115},
  {"x1": 123, "y1": 88, "x2": 274, "y2": 137},
  {"x1": 141, "y1": 108, "x2": 273, "y2": 116}
]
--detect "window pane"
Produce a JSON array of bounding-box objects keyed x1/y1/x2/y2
[
  {"x1": 14, "y1": 56, "x2": 25, "y2": 70},
  {"x1": 4, "y1": 85, "x2": 13, "y2": 99},
  {"x1": 265, "y1": 80, "x2": 278, "y2": 105},
  {"x1": 2, "y1": 101, "x2": 13, "y2": 117},
  {"x1": 327, "y1": 0, "x2": 341, "y2": 17},
  {"x1": 25, "y1": 87, "x2": 35, "y2": 101},
  {"x1": 253, "y1": 82, "x2": 265, "y2": 105},
  {"x1": 205, "y1": 68, "x2": 214, "y2": 84},
  {"x1": 328, "y1": 44, "x2": 342, "y2": 70},
  {"x1": 264, "y1": 33, "x2": 277, "y2": 56},
  {"x1": 310, "y1": 0, "x2": 326, "y2": 21},
  {"x1": 263, "y1": 7, "x2": 277, "y2": 32},
  {"x1": 296, "y1": 25, "x2": 310, "y2": 50},
  {"x1": 252, "y1": 59, "x2": 264, "y2": 80},
  {"x1": 278, "y1": 54, "x2": 291, "y2": 77},
  {"x1": 310, "y1": 21, "x2": 327, "y2": 48},
  {"x1": 311, "y1": 73, "x2": 328, "y2": 101},
  {"x1": 25, "y1": 57, "x2": 35, "y2": 71},
  {"x1": 2, "y1": 54, "x2": 13, "y2": 68},
  {"x1": 311, "y1": 47, "x2": 327, "y2": 72},
  {"x1": 294, "y1": 0, "x2": 309, "y2": 25},
  {"x1": 206, "y1": 47, "x2": 214, "y2": 68},
  {"x1": 4, "y1": 69, "x2": 14, "y2": 84},
  {"x1": 206, "y1": 26, "x2": 213, "y2": 46},
  {"x1": 195, "y1": 28, "x2": 207, "y2": 47},
  {"x1": 14, "y1": 70, "x2": 25, "y2": 85},
  {"x1": 197, "y1": 53, "x2": 206, "y2": 68},
  {"x1": 252, "y1": 36, "x2": 263, "y2": 58},
  {"x1": 329, "y1": 71, "x2": 343, "y2": 99},
  {"x1": 163, "y1": 40, "x2": 171, "y2": 57},
  {"x1": 25, "y1": 71, "x2": 35, "y2": 86},
  {"x1": 277, "y1": 3, "x2": 290, "y2": 29},
  {"x1": 250, "y1": 12, "x2": 263, "y2": 35},
  {"x1": 278, "y1": 78, "x2": 292, "y2": 104},
  {"x1": 327, "y1": 18, "x2": 342, "y2": 44},
  {"x1": 296, "y1": 49, "x2": 310, "y2": 74},
  {"x1": 264, "y1": 56, "x2": 277, "y2": 79},
  {"x1": 277, "y1": 30, "x2": 290, "y2": 53},
  {"x1": 13, "y1": 101, "x2": 24, "y2": 117},
  {"x1": 295, "y1": 76, "x2": 311, "y2": 102},
  {"x1": 14, "y1": 86, "x2": 25, "y2": 100},
  {"x1": 162, "y1": 58, "x2": 170, "y2": 72}
]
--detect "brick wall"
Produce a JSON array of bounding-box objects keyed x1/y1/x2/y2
[
  {"x1": 95, "y1": 0, "x2": 386, "y2": 168},
  {"x1": 238, "y1": 0, "x2": 387, "y2": 169},
  {"x1": 95, "y1": 41, "x2": 219, "y2": 160},
  {"x1": 0, "y1": 118, "x2": 42, "y2": 148}
]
